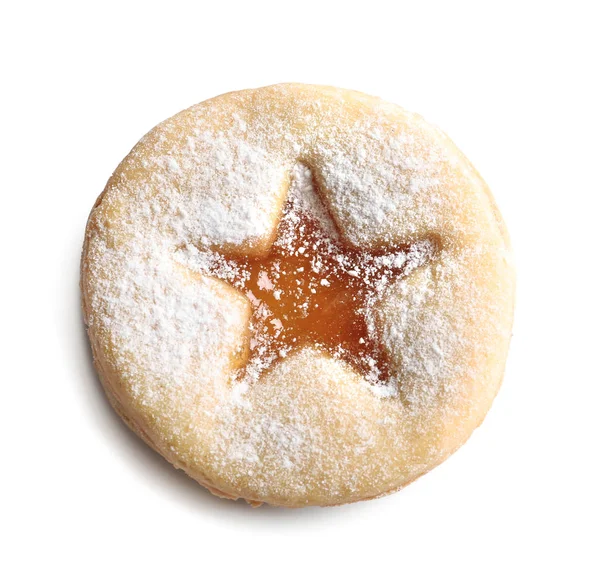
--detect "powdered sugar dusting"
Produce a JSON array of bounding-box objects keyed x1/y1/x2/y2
[{"x1": 82, "y1": 84, "x2": 515, "y2": 506}]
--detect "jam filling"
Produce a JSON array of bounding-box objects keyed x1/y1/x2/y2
[{"x1": 202, "y1": 178, "x2": 436, "y2": 386}]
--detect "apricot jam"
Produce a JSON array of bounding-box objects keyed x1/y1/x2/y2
[{"x1": 204, "y1": 183, "x2": 433, "y2": 384}]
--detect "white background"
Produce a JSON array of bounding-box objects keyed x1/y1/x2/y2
[{"x1": 2, "y1": 1, "x2": 598, "y2": 573}]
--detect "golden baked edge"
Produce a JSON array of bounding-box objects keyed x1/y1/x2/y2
[{"x1": 80, "y1": 83, "x2": 515, "y2": 508}]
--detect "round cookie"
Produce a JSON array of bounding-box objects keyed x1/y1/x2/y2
[{"x1": 81, "y1": 84, "x2": 515, "y2": 507}]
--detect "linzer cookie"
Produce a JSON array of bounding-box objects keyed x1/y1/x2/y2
[{"x1": 81, "y1": 84, "x2": 515, "y2": 507}]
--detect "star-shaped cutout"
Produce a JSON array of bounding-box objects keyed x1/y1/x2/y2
[{"x1": 201, "y1": 169, "x2": 436, "y2": 387}]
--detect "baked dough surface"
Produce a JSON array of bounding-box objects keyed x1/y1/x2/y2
[{"x1": 81, "y1": 84, "x2": 515, "y2": 507}]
